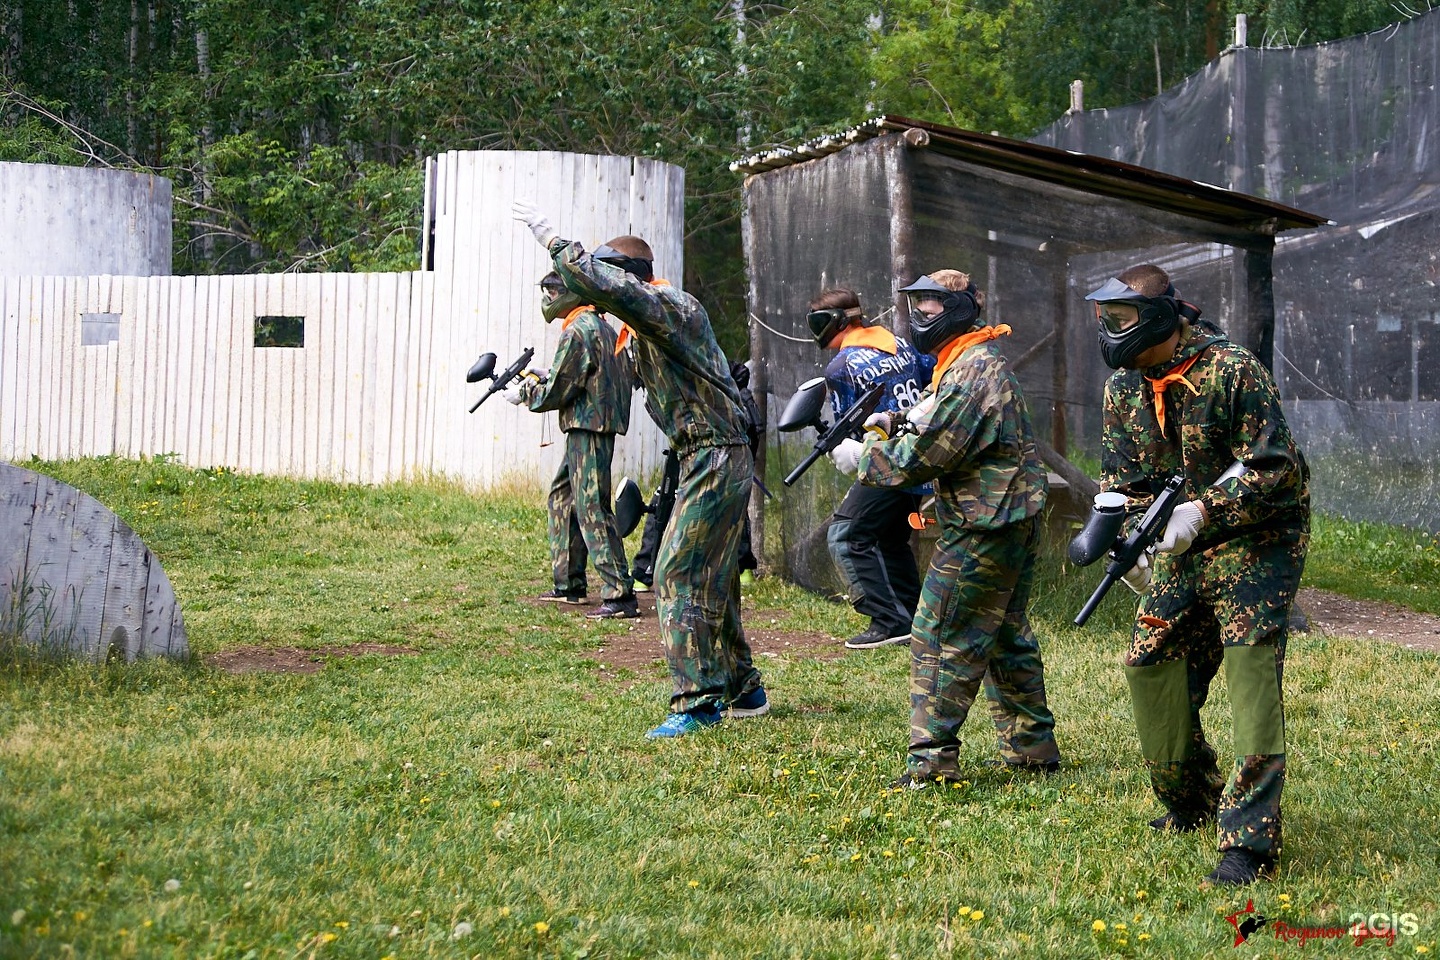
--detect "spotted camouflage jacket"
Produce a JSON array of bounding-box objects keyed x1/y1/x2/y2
[
  {"x1": 858, "y1": 339, "x2": 1047, "y2": 531},
  {"x1": 1100, "y1": 321, "x2": 1309, "y2": 545}
]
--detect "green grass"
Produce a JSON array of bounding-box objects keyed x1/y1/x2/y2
[{"x1": 1, "y1": 457, "x2": 1437, "y2": 958}]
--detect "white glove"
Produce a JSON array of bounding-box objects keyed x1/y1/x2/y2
[
  {"x1": 1156, "y1": 500, "x2": 1207, "y2": 555},
  {"x1": 525, "y1": 365, "x2": 550, "y2": 383},
  {"x1": 830, "y1": 437, "x2": 864, "y2": 475},
  {"x1": 502, "y1": 384, "x2": 526, "y2": 405},
  {"x1": 511, "y1": 199, "x2": 557, "y2": 247},
  {"x1": 1120, "y1": 551, "x2": 1153, "y2": 594}
]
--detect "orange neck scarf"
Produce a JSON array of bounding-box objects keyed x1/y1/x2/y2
[
  {"x1": 1146, "y1": 352, "x2": 1202, "y2": 435},
  {"x1": 836, "y1": 325, "x2": 898, "y2": 354},
  {"x1": 560, "y1": 305, "x2": 589, "y2": 330},
  {"x1": 614, "y1": 278, "x2": 671, "y2": 354},
  {"x1": 930, "y1": 325, "x2": 1011, "y2": 389}
]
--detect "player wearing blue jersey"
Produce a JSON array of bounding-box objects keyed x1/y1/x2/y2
[{"x1": 812, "y1": 288, "x2": 935, "y2": 650}]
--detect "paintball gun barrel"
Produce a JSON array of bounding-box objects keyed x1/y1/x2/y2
[
  {"x1": 776, "y1": 379, "x2": 886, "y2": 487},
  {"x1": 466, "y1": 347, "x2": 536, "y2": 412}
]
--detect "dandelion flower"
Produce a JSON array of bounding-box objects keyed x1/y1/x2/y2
[
  {"x1": 970, "y1": 910, "x2": 984, "y2": 921},
  {"x1": 320, "y1": 932, "x2": 337, "y2": 943},
  {"x1": 1117, "y1": 938, "x2": 1128, "y2": 946},
  {"x1": 490, "y1": 800, "x2": 502, "y2": 808},
  {"x1": 1415, "y1": 947, "x2": 1429, "y2": 955},
  {"x1": 688, "y1": 880, "x2": 700, "y2": 888},
  {"x1": 1092, "y1": 920, "x2": 1106, "y2": 933},
  {"x1": 1138, "y1": 932, "x2": 1151, "y2": 941},
  {"x1": 534, "y1": 921, "x2": 550, "y2": 935},
  {"x1": 851, "y1": 853, "x2": 862, "y2": 862},
  {"x1": 864, "y1": 924, "x2": 875, "y2": 933},
  {"x1": 1115, "y1": 922, "x2": 1127, "y2": 931},
  {"x1": 1135, "y1": 889, "x2": 1147, "y2": 900},
  {"x1": 1278, "y1": 893, "x2": 1291, "y2": 902}
]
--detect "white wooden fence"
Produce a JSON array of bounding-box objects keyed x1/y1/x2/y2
[{"x1": 0, "y1": 151, "x2": 682, "y2": 488}]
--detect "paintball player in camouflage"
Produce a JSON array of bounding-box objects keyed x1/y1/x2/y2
[
  {"x1": 505, "y1": 271, "x2": 639, "y2": 619},
  {"x1": 513, "y1": 200, "x2": 766, "y2": 739},
  {"x1": 856, "y1": 270, "x2": 1062, "y2": 786},
  {"x1": 815, "y1": 287, "x2": 934, "y2": 650},
  {"x1": 1086, "y1": 263, "x2": 1309, "y2": 887}
]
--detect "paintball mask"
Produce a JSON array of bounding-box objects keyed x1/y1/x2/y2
[
  {"x1": 900, "y1": 275, "x2": 980, "y2": 355},
  {"x1": 1085, "y1": 277, "x2": 1186, "y2": 369},
  {"x1": 539, "y1": 272, "x2": 583, "y2": 323},
  {"x1": 593, "y1": 243, "x2": 654, "y2": 282},
  {"x1": 806, "y1": 305, "x2": 863, "y2": 347}
]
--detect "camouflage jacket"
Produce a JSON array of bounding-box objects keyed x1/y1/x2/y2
[
  {"x1": 1100, "y1": 322, "x2": 1309, "y2": 545},
  {"x1": 548, "y1": 239, "x2": 749, "y2": 452},
  {"x1": 858, "y1": 339, "x2": 1048, "y2": 531},
  {"x1": 518, "y1": 306, "x2": 632, "y2": 435}
]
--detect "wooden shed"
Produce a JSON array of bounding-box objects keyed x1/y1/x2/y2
[{"x1": 734, "y1": 115, "x2": 1327, "y2": 589}]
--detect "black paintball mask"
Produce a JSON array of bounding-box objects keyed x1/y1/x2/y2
[
  {"x1": 593, "y1": 243, "x2": 654, "y2": 282},
  {"x1": 539, "y1": 271, "x2": 584, "y2": 323},
  {"x1": 900, "y1": 275, "x2": 981, "y2": 355},
  {"x1": 806, "y1": 305, "x2": 864, "y2": 347},
  {"x1": 1084, "y1": 277, "x2": 1200, "y2": 370}
]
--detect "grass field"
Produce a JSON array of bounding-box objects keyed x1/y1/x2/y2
[{"x1": 2, "y1": 457, "x2": 1437, "y2": 958}]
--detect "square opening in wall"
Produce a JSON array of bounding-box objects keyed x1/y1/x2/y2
[
  {"x1": 81, "y1": 313, "x2": 121, "y2": 346},
  {"x1": 255, "y1": 316, "x2": 305, "y2": 347}
]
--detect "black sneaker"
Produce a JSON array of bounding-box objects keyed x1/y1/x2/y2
[
  {"x1": 1149, "y1": 809, "x2": 1215, "y2": 832},
  {"x1": 1203, "y1": 849, "x2": 1276, "y2": 887},
  {"x1": 984, "y1": 759, "x2": 1061, "y2": 776},
  {"x1": 844, "y1": 625, "x2": 910, "y2": 650},
  {"x1": 537, "y1": 588, "x2": 586, "y2": 604},
  {"x1": 586, "y1": 594, "x2": 641, "y2": 620},
  {"x1": 888, "y1": 770, "x2": 965, "y2": 791}
]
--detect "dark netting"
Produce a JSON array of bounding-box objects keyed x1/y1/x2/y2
[
  {"x1": 743, "y1": 133, "x2": 1294, "y2": 588},
  {"x1": 1033, "y1": 9, "x2": 1440, "y2": 532}
]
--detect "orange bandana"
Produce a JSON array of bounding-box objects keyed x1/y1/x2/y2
[
  {"x1": 560, "y1": 305, "x2": 588, "y2": 330},
  {"x1": 836, "y1": 325, "x2": 898, "y2": 354},
  {"x1": 614, "y1": 278, "x2": 670, "y2": 354},
  {"x1": 1146, "y1": 352, "x2": 1202, "y2": 435},
  {"x1": 930, "y1": 325, "x2": 1011, "y2": 389}
]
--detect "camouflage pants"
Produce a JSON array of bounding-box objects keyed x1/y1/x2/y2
[
  {"x1": 547, "y1": 429, "x2": 631, "y2": 601},
  {"x1": 1125, "y1": 526, "x2": 1307, "y2": 860},
  {"x1": 654, "y1": 443, "x2": 761, "y2": 713},
  {"x1": 907, "y1": 515, "x2": 1060, "y2": 777}
]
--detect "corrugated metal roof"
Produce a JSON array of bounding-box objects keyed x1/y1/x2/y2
[{"x1": 731, "y1": 115, "x2": 1329, "y2": 233}]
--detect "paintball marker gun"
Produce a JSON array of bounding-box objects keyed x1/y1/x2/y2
[
  {"x1": 776, "y1": 378, "x2": 885, "y2": 487},
  {"x1": 1070, "y1": 474, "x2": 1186, "y2": 627},
  {"x1": 466, "y1": 347, "x2": 536, "y2": 413},
  {"x1": 614, "y1": 448, "x2": 680, "y2": 537},
  {"x1": 1070, "y1": 461, "x2": 1247, "y2": 626}
]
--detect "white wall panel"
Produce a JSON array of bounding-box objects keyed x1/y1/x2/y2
[{"x1": 0, "y1": 151, "x2": 680, "y2": 490}]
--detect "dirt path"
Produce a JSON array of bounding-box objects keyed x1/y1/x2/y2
[{"x1": 1297, "y1": 587, "x2": 1440, "y2": 654}]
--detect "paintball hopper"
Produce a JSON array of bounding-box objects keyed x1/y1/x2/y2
[
  {"x1": 614, "y1": 476, "x2": 646, "y2": 538},
  {"x1": 466, "y1": 353, "x2": 497, "y2": 383},
  {"x1": 777, "y1": 377, "x2": 828, "y2": 433},
  {"x1": 1068, "y1": 491, "x2": 1130, "y2": 566}
]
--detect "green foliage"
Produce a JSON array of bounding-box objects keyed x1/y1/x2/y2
[
  {"x1": 1, "y1": 458, "x2": 1437, "y2": 957},
  {"x1": 0, "y1": 0, "x2": 1422, "y2": 346}
]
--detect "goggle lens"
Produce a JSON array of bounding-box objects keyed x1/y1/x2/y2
[{"x1": 1095, "y1": 302, "x2": 1141, "y2": 332}]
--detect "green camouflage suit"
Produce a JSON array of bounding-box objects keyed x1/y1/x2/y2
[
  {"x1": 518, "y1": 307, "x2": 634, "y2": 600},
  {"x1": 859, "y1": 336, "x2": 1061, "y2": 778},
  {"x1": 1101, "y1": 320, "x2": 1309, "y2": 862},
  {"x1": 549, "y1": 239, "x2": 762, "y2": 713}
]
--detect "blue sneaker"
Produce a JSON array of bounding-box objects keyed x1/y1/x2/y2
[
  {"x1": 725, "y1": 686, "x2": 770, "y2": 718},
  {"x1": 644, "y1": 706, "x2": 722, "y2": 739}
]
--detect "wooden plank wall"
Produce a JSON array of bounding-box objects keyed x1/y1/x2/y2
[{"x1": 0, "y1": 151, "x2": 680, "y2": 489}]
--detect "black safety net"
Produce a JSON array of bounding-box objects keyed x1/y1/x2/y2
[{"x1": 1033, "y1": 8, "x2": 1440, "y2": 533}]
